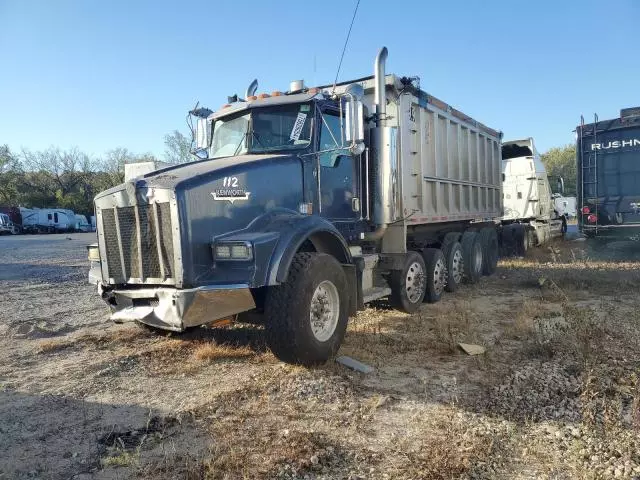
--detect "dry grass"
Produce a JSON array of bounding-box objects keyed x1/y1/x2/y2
[
  {"x1": 191, "y1": 342, "x2": 255, "y2": 361},
  {"x1": 36, "y1": 338, "x2": 74, "y2": 353}
]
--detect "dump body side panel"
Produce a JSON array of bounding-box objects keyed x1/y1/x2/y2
[{"x1": 329, "y1": 75, "x2": 502, "y2": 227}]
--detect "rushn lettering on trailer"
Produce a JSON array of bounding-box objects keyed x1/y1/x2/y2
[{"x1": 591, "y1": 138, "x2": 640, "y2": 150}]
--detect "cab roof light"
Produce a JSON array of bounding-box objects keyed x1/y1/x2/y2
[
  {"x1": 257, "y1": 93, "x2": 270, "y2": 99},
  {"x1": 246, "y1": 95, "x2": 257, "y2": 101},
  {"x1": 271, "y1": 91, "x2": 283, "y2": 96}
]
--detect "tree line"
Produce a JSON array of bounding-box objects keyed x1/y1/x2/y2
[
  {"x1": 0, "y1": 134, "x2": 577, "y2": 218},
  {"x1": 0, "y1": 131, "x2": 192, "y2": 217},
  {"x1": 540, "y1": 144, "x2": 577, "y2": 196}
]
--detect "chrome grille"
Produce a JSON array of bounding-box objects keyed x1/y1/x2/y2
[{"x1": 101, "y1": 202, "x2": 175, "y2": 283}]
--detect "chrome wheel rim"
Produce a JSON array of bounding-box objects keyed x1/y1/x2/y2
[
  {"x1": 310, "y1": 280, "x2": 340, "y2": 342},
  {"x1": 405, "y1": 261, "x2": 425, "y2": 303},
  {"x1": 450, "y1": 249, "x2": 463, "y2": 285},
  {"x1": 433, "y1": 257, "x2": 446, "y2": 295}
]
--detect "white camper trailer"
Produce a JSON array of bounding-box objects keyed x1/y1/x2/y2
[
  {"x1": 20, "y1": 207, "x2": 76, "y2": 233},
  {"x1": 74, "y1": 214, "x2": 92, "y2": 232}
]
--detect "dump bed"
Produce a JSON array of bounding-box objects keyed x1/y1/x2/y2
[{"x1": 331, "y1": 75, "x2": 502, "y2": 226}]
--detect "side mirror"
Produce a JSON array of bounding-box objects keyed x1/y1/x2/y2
[
  {"x1": 195, "y1": 118, "x2": 212, "y2": 150},
  {"x1": 344, "y1": 96, "x2": 365, "y2": 155},
  {"x1": 557, "y1": 177, "x2": 565, "y2": 195}
]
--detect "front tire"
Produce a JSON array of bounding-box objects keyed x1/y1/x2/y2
[
  {"x1": 389, "y1": 251, "x2": 427, "y2": 313},
  {"x1": 264, "y1": 253, "x2": 348, "y2": 366}
]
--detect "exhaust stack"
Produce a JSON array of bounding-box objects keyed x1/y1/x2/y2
[
  {"x1": 245, "y1": 79, "x2": 258, "y2": 99},
  {"x1": 374, "y1": 47, "x2": 388, "y2": 126},
  {"x1": 363, "y1": 46, "x2": 395, "y2": 242}
]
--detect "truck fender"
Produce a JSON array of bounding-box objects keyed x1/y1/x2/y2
[
  {"x1": 268, "y1": 215, "x2": 352, "y2": 285},
  {"x1": 213, "y1": 209, "x2": 352, "y2": 287}
]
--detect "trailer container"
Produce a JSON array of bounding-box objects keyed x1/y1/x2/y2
[{"x1": 577, "y1": 108, "x2": 640, "y2": 239}]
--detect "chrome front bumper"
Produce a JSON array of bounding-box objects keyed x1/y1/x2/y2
[{"x1": 98, "y1": 282, "x2": 256, "y2": 331}]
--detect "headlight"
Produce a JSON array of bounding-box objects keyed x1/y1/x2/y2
[
  {"x1": 214, "y1": 242, "x2": 253, "y2": 261},
  {"x1": 87, "y1": 244, "x2": 100, "y2": 262}
]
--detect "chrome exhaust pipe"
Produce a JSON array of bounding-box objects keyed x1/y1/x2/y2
[
  {"x1": 363, "y1": 47, "x2": 391, "y2": 241},
  {"x1": 374, "y1": 47, "x2": 388, "y2": 127}
]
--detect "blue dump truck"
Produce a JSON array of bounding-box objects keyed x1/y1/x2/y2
[
  {"x1": 88, "y1": 47, "x2": 504, "y2": 365},
  {"x1": 577, "y1": 107, "x2": 640, "y2": 239}
]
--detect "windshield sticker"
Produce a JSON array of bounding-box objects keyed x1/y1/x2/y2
[
  {"x1": 300, "y1": 105, "x2": 310, "y2": 112},
  {"x1": 289, "y1": 113, "x2": 308, "y2": 141}
]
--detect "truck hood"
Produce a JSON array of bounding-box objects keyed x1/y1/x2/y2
[
  {"x1": 136, "y1": 154, "x2": 287, "y2": 190},
  {"x1": 96, "y1": 154, "x2": 286, "y2": 199}
]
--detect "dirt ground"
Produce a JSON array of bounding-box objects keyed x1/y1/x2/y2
[{"x1": 1, "y1": 232, "x2": 640, "y2": 479}]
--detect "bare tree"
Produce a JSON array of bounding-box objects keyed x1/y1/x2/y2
[{"x1": 164, "y1": 130, "x2": 194, "y2": 164}]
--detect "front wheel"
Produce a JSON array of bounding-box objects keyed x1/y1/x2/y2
[{"x1": 264, "y1": 253, "x2": 348, "y2": 365}]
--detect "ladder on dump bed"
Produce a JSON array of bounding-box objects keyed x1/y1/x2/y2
[{"x1": 580, "y1": 114, "x2": 599, "y2": 234}]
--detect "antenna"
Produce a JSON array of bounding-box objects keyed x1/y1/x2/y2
[{"x1": 331, "y1": 0, "x2": 361, "y2": 95}]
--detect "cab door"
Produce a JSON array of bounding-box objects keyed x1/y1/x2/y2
[{"x1": 317, "y1": 107, "x2": 360, "y2": 221}]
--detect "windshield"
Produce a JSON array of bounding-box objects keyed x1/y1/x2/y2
[{"x1": 211, "y1": 103, "x2": 313, "y2": 158}]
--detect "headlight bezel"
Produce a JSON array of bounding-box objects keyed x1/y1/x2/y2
[{"x1": 213, "y1": 241, "x2": 253, "y2": 261}]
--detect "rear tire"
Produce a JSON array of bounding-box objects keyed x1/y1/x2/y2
[
  {"x1": 264, "y1": 253, "x2": 348, "y2": 366},
  {"x1": 478, "y1": 227, "x2": 499, "y2": 276},
  {"x1": 422, "y1": 248, "x2": 446, "y2": 303},
  {"x1": 442, "y1": 241, "x2": 464, "y2": 292},
  {"x1": 461, "y1": 231, "x2": 483, "y2": 284},
  {"x1": 389, "y1": 251, "x2": 427, "y2": 313}
]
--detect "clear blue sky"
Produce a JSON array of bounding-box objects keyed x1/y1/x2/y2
[{"x1": 1, "y1": 0, "x2": 638, "y2": 159}]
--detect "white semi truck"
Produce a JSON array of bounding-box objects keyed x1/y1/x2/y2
[{"x1": 501, "y1": 138, "x2": 566, "y2": 254}]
